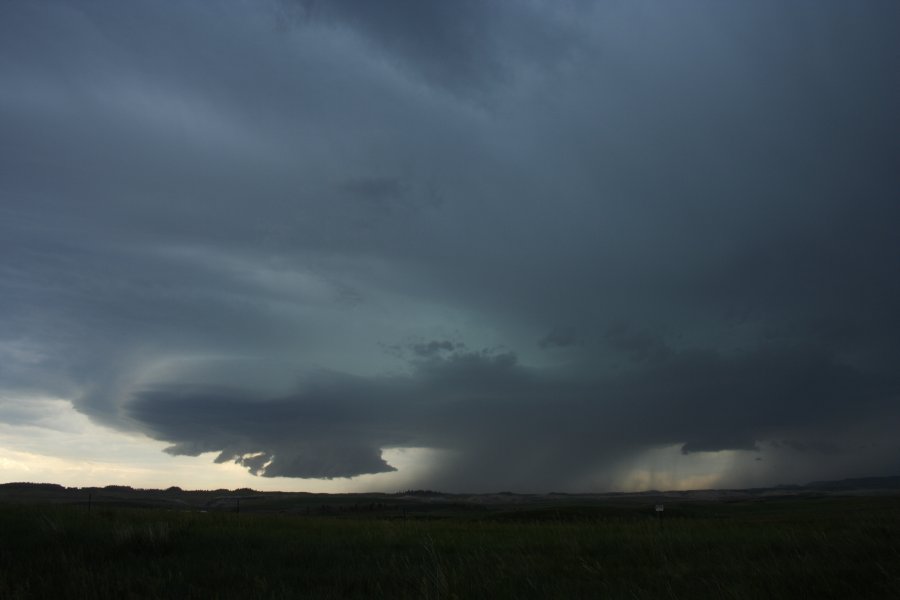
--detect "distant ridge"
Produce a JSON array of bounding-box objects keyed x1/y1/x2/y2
[
  {"x1": 803, "y1": 476, "x2": 900, "y2": 491},
  {"x1": 2, "y1": 475, "x2": 900, "y2": 496}
]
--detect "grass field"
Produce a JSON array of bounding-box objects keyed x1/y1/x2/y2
[{"x1": 1, "y1": 496, "x2": 899, "y2": 599}]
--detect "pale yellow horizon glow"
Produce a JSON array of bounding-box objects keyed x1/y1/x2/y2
[{"x1": 0, "y1": 395, "x2": 438, "y2": 492}]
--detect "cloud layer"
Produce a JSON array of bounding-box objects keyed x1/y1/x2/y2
[{"x1": 2, "y1": 0, "x2": 899, "y2": 490}]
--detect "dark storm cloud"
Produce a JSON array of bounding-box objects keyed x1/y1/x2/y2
[
  {"x1": 127, "y1": 343, "x2": 900, "y2": 489},
  {"x1": 132, "y1": 378, "x2": 404, "y2": 478},
  {"x1": 296, "y1": 0, "x2": 500, "y2": 89},
  {"x1": 604, "y1": 324, "x2": 670, "y2": 364},
  {"x1": 338, "y1": 176, "x2": 409, "y2": 217},
  {"x1": 340, "y1": 176, "x2": 406, "y2": 202},
  {"x1": 538, "y1": 328, "x2": 579, "y2": 350},
  {"x1": 411, "y1": 340, "x2": 461, "y2": 358},
  {"x1": 290, "y1": 0, "x2": 581, "y2": 91},
  {"x1": 2, "y1": 0, "x2": 900, "y2": 489}
]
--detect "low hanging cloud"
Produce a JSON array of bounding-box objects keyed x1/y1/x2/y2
[
  {"x1": 124, "y1": 342, "x2": 900, "y2": 489},
  {"x1": 1, "y1": 0, "x2": 899, "y2": 491}
]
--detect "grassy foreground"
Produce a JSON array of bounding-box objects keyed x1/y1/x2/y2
[{"x1": 1, "y1": 497, "x2": 899, "y2": 599}]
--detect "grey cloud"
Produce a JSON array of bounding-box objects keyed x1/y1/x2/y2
[
  {"x1": 411, "y1": 340, "x2": 461, "y2": 359},
  {"x1": 604, "y1": 325, "x2": 671, "y2": 364},
  {"x1": 123, "y1": 343, "x2": 900, "y2": 489},
  {"x1": 338, "y1": 176, "x2": 409, "y2": 217},
  {"x1": 298, "y1": 0, "x2": 497, "y2": 88},
  {"x1": 538, "y1": 328, "x2": 579, "y2": 350},
  {"x1": 2, "y1": 0, "x2": 900, "y2": 490},
  {"x1": 340, "y1": 177, "x2": 406, "y2": 202},
  {"x1": 290, "y1": 0, "x2": 582, "y2": 92},
  {"x1": 132, "y1": 378, "x2": 404, "y2": 478}
]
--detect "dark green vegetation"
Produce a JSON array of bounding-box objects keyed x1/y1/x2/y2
[{"x1": 2, "y1": 487, "x2": 899, "y2": 599}]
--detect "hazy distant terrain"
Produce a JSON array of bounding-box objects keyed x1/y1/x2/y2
[{"x1": 4, "y1": 476, "x2": 900, "y2": 515}]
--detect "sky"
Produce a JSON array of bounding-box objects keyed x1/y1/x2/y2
[{"x1": 1, "y1": 0, "x2": 899, "y2": 493}]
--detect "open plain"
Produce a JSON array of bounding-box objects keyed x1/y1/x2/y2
[{"x1": 2, "y1": 479, "x2": 899, "y2": 599}]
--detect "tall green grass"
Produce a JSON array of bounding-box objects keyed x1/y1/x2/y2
[{"x1": 1, "y1": 498, "x2": 898, "y2": 598}]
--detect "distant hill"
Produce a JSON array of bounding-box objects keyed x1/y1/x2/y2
[
  {"x1": 0, "y1": 482, "x2": 66, "y2": 492},
  {"x1": 804, "y1": 476, "x2": 900, "y2": 491},
  {"x1": 2, "y1": 475, "x2": 899, "y2": 511}
]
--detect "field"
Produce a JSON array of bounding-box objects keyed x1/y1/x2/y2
[{"x1": 1, "y1": 485, "x2": 899, "y2": 599}]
